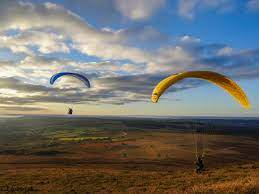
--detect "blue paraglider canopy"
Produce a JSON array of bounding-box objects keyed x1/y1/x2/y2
[{"x1": 50, "y1": 72, "x2": 90, "y2": 88}]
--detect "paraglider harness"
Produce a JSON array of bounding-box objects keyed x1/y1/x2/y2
[
  {"x1": 195, "y1": 156, "x2": 204, "y2": 173},
  {"x1": 68, "y1": 108, "x2": 73, "y2": 115}
]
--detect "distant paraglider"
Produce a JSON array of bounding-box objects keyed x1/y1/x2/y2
[
  {"x1": 151, "y1": 71, "x2": 251, "y2": 173},
  {"x1": 50, "y1": 72, "x2": 91, "y2": 115}
]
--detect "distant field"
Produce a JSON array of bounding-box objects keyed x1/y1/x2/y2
[{"x1": 0, "y1": 116, "x2": 258, "y2": 193}]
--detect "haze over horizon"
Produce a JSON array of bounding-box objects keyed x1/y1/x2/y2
[{"x1": 0, "y1": 0, "x2": 259, "y2": 116}]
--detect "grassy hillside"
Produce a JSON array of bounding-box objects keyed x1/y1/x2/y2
[
  {"x1": 0, "y1": 116, "x2": 258, "y2": 193},
  {"x1": 0, "y1": 162, "x2": 258, "y2": 193}
]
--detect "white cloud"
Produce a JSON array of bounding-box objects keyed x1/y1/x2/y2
[
  {"x1": 147, "y1": 46, "x2": 194, "y2": 73},
  {"x1": 217, "y1": 46, "x2": 233, "y2": 56},
  {"x1": 0, "y1": 1, "x2": 196, "y2": 71},
  {"x1": 0, "y1": 30, "x2": 69, "y2": 54},
  {"x1": 0, "y1": 1, "x2": 258, "y2": 113},
  {"x1": 178, "y1": 0, "x2": 234, "y2": 19},
  {"x1": 0, "y1": 60, "x2": 27, "y2": 78},
  {"x1": 180, "y1": 35, "x2": 201, "y2": 44},
  {"x1": 0, "y1": 1, "x2": 158, "y2": 65},
  {"x1": 178, "y1": 0, "x2": 199, "y2": 19},
  {"x1": 0, "y1": 1, "x2": 122, "y2": 47},
  {"x1": 114, "y1": 0, "x2": 165, "y2": 20},
  {"x1": 247, "y1": 0, "x2": 259, "y2": 11}
]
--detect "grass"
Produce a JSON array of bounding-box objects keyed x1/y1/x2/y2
[
  {"x1": 59, "y1": 136, "x2": 111, "y2": 142},
  {"x1": 0, "y1": 162, "x2": 258, "y2": 193},
  {"x1": 0, "y1": 116, "x2": 258, "y2": 193}
]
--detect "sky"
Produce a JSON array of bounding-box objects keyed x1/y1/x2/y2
[{"x1": 0, "y1": 0, "x2": 259, "y2": 116}]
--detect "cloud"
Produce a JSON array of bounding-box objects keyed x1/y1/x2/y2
[
  {"x1": 180, "y1": 35, "x2": 201, "y2": 44},
  {"x1": 0, "y1": 71, "x2": 202, "y2": 107},
  {"x1": 26, "y1": 0, "x2": 165, "y2": 23},
  {"x1": 1, "y1": 36, "x2": 259, "y2": 110},
  {"x1": 118, "y1": 26, "x2": 170, "y2": 47},
  {"x1": 0, "y1": 1, "x2": 258, "y2": 113},
  {"x1": 193, "y1": 48, "x2": 259, "y2": 79},
  {"x1": 217, "y1": 46, "x2": 233, "y2": 56},
  {"x1": 114, "y1": 0, "x2": 165, "y2": 21},
  {"x1": 0, "y1": 45, "x2": 258, "y2": 112},
  {"x1": 0, "y1": 1, "x2": 164, "y2": 65},
  {"x1": 177, "y1": 0, "x2": 235, "y2": 19},
  {"x1": 60, "y1": 0, "x2": 119, "y2": 25},
  {"x1": 0, "y1": 77, "x2": 54, "y2": 93},
  {"x1": 0, "y1": 30, "x2": 69, "y2": 54},
  {"x1": 247, "y1": 0, "x2": 259, "y2": 11},
  {"x1": 0, "y1": 1, "x2": 124, "y2": 52},
  {"x1": 0, "y1": 1, "x2": 214, "y2": 70},
  {"x1": 0, "y1": 105, "x2": 46, "y2": 111}
]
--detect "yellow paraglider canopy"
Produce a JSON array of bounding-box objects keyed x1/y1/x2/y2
[{"x1": 151, "y1": 71, "x2": 250, "y2": 109}]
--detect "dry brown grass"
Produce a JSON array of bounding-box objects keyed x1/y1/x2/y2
[
  {"x1": 190, "y1": 170, "x2": 259, "y2": 194},
  {"x1": 0, "y1": 162, "x2": 258, "y2": 193},
  {"x1": 0, "y1": 130, "x2": 258, "y2": 193}
]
